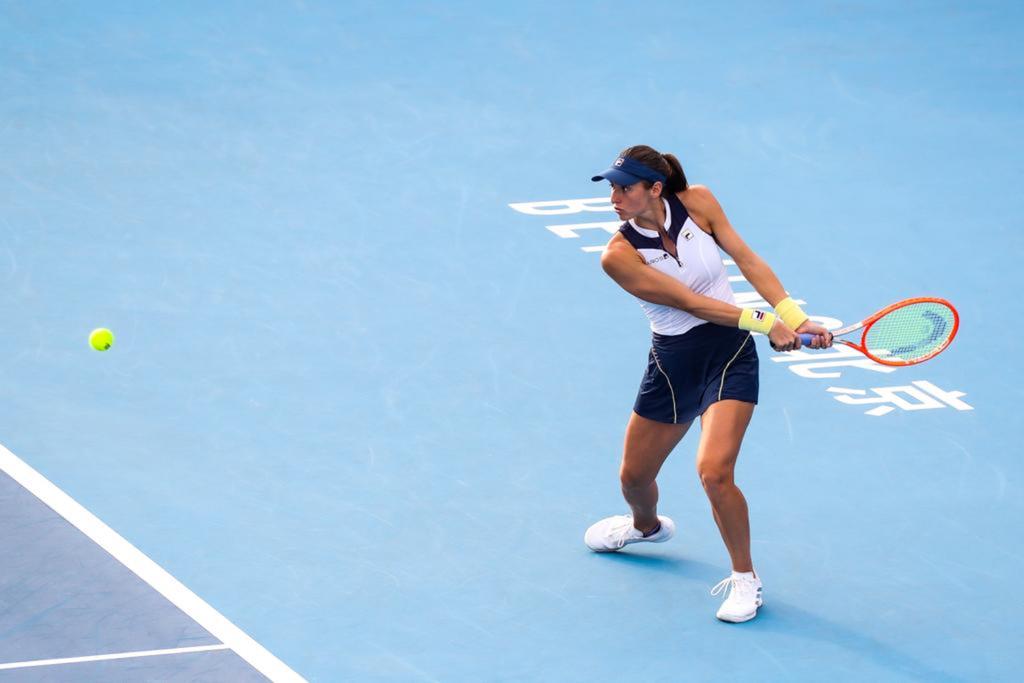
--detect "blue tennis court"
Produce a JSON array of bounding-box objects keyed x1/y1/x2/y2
[{"x1": 1, "y1": 2, "x2": 1021, "y2": 681}]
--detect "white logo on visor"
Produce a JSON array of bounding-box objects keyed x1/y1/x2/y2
[{"x1": 614, "y1": 158, "x2": 624, "y2": 167}]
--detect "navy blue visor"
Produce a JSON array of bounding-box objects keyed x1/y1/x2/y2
[{"x1": 591, "y1": 156, "x2": 666, "y2": 186}]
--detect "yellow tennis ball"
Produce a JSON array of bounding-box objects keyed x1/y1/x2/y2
[{"x1": 89, "y1": 328, "x2": 114, "y2": 351}]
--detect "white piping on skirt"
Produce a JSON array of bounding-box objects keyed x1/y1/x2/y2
[
  {"x1": 650, "y1": 347, "x2": 678, "y2": 423},
  {"x1": 718, "y1": 333, "x2": 751, "y2": 401}
]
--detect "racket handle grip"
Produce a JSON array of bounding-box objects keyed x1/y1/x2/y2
[{"x1": 799, "y1": 333, "x2": 815, "y2": 345}]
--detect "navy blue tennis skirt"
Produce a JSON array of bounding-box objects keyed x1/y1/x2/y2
[{"x1": 634, "y1": 323, "x2": 759, "y2": 424}]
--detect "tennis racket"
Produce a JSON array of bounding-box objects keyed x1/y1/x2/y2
[{"x1": 799, "y1": 297, "x2": 959, "y2": 367}]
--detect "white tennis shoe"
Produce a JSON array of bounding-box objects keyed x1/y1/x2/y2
[
  {"x1": 583, "y1": 514, "x2": 675, "y2": 552},
  {"x1": 711, "y1": 572, "x2": 763, "y2": 622}
]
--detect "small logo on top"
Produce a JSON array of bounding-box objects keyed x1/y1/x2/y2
[{"x1": 614, "y1": 158, "x2": 625, "y2": 167}]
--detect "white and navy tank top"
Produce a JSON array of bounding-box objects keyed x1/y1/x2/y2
[{"x1": 618, "y1": 193, "x2": 736, "y2": 336}]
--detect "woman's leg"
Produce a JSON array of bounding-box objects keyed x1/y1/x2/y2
[
  {"x1": 695, "y1": 400, "x2": 756, "y2": 572},
  {"x1": 620, "y1": 411, "x2": 692, "y2": 532}
]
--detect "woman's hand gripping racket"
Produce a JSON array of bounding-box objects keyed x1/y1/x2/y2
[{"x1": 800, "y1": 297, "x2": 959, "y2": 367}]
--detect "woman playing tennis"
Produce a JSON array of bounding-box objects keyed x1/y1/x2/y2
[{"x1": 585, "y1": 145, "x2": 832, "y2": 622}]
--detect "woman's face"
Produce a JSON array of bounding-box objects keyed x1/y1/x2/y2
[{"x1": 610, "y1": 181, "x2": 659, "y2": 220}]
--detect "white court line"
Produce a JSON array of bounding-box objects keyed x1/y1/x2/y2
[
  {"x1": 0, "y1": 644, "x2": 229, "y2": 671},
  {"x1": 0, "y1": 443, "x2": 305, "y2": 682}
]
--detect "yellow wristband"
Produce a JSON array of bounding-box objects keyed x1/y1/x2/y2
[
  {"x1": 738, "y1": 308, "x2": 775, "y2": 334},
  {"x1": 775, "y1": 296, "x2": 809, "y2": 330}
]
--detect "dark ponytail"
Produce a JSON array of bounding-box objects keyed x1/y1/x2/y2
[
  {"x1": 660, "y1": 153, "x2": 687, "y2": 194},
  {"x1": 618, "y1": 145, "x2": 689, "y2": 196}
]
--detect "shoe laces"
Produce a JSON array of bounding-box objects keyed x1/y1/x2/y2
[
  {"x1": 711, "y1": 575, "x2": 757, "y2": 600},
  {"x1": 609, "y1": 515, "x2": 641, "y2": 547}
]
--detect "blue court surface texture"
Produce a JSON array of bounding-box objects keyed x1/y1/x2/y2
[{"x1": 1, "y1": 2, "x2": 1022, "y2": 681}]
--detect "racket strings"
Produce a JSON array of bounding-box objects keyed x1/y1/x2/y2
[{"x1": 863, "y1": 302, "x2": 956, "y2": 363}]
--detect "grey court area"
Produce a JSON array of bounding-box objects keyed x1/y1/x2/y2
[
  {"x1": 2, "y1": 2, "x2": 1022, "y2": 681},
  {"x1": 0, "y1": 471, "x2": 267, "y2": 681}
]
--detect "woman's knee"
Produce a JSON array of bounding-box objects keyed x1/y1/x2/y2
[
  {"x1": 619, "y1": 464, "x2": 656, "y2": 492},
  {"x1": 697, "y1": 462, "x2": 734, "y2": 495}
]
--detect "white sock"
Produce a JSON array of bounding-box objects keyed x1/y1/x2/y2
[{"x1": 732, "y1": 570, "x2": 755, "y2": 580}]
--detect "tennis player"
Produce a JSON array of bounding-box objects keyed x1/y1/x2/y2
[{"x1": 584, "y1": 145, "x2": 832, "y2": 622}]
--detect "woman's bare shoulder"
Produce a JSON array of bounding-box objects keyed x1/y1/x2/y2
[
  {"x1": 676, "y1": 185, "x2": 722, "y2": 234},
  {"x1": 677, "y1": 184, "x2": 718, "y2": 210},
  {"x1": 601, "y1": 232, "x2": 642, "y2": 267}
]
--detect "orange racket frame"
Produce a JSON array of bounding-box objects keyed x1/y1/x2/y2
[{"x1": 820, "y1": 297, "x2": 959, "y2": 367}]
